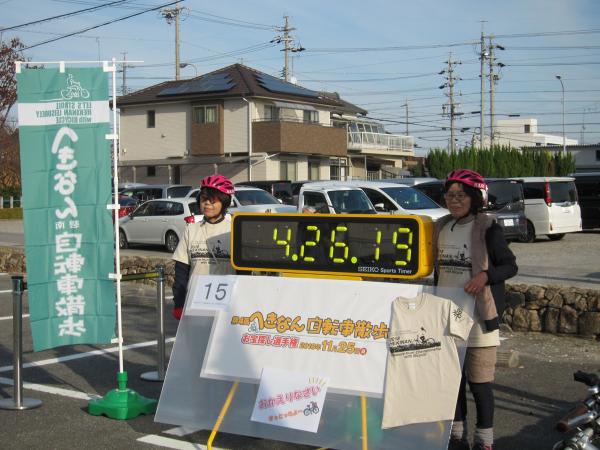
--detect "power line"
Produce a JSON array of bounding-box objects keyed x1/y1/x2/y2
[
  {"x1": 0, "y1": 0, "x2": 130, "y2": 32},
  {"x1": 22, "y1": 0, "x2": 181, "y2": 51},
  {"x1": 306, "y1": 41, "x2": 478, "y2": 53}
]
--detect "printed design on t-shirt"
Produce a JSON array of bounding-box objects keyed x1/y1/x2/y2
[
  {"x1": 189, "y1": 239, "x2": 230, "y2": 261},
  {"x1": 388, "y1": 326, "x2": 441, "y2": 358},
  {"x1": 452, "y1": 307, "x2": 464, "y2": 320},
  {"x1": 438, "y1": 242, "x2": 471, "y2": 268}
]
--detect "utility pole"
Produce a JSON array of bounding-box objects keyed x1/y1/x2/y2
[
  {"x1": 404, "y1": 99, "x2": 409, "y2": 136},
  {"x1": 479, "y1": 22, "x2": 487, "y2": 150},
  {"x1": 161, "y1": 2, "x2": 184, "y2": 80},
  {"x1": 272, "y1": 16, "x2": 304, "y2": 81},
  {"x1": 121, "y1": 51, "x2": 128, "y2": 95},
  {"x1": 440, "y1": 53, "x2": 461, "y2": 153},
  {"x1": 488, "y1": 36, "x2": 505, "y2": 148}
]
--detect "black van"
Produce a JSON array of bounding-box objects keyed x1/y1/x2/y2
[
  {"x1": 573, "y1": 172, "x2": 600, "y2": 229},
  {"x1": 235, "y1": 180, "x2": 294, "y2": 205},
  {"x1": 485, "y1": 178, "x2": 527, "y2": 241}
]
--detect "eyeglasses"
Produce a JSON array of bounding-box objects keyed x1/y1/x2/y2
[
  {"x1": 444, "y1": 192, "x2": 468, "y2": 202},
  {"x1": 199, "y1": 194, "x2": 220, "y2": 204}
]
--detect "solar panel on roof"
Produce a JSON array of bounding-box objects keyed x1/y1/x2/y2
[
  {"x1": 255, "y1": 73, "x2": 319, "y2": 98},
  {"x1": 157, "y1": 73, "x2": 235, "y2": 96}
]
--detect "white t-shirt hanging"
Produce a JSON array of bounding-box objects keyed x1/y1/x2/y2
[
  {"x1": 381, "y1": 293, "x2": 473, "y2": 429},
  {"x1": 437, "y1": 218, "x2": 499, "y2": 347},
  {"x1": 172, "y1": 215, "x2": 235, "y2": 277}
]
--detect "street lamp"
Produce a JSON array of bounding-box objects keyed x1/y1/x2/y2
[
  {"x1": 179, "y1": 63, "x2": 198, "y2": 77},
  {"x1": 555, "y1": 75, "x2": 566, "y2": 155}
]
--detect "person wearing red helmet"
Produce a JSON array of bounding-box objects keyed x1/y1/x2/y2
[
  {"x1": 171, "y1": 174, "x2": 236, "y2": 320},
  {"x1": 433, "y1": 169, "x2": 518, "y2": 450}
]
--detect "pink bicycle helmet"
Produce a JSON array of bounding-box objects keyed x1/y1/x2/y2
[
  {"x1": 446, "y1": 169, "x2": 487, "y2": 190},
  {"x1": 201, "y1": 174, "x2": 235, "y2": 195}
]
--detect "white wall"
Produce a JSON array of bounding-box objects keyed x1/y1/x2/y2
[
  {"x1": 223, "y1": 99, "x2": 248, "y2": 154},
  {"x1": 120, "y1": 102, "x2": 190, "y2": 161}
]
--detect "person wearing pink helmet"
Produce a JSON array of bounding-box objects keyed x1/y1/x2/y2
[
  {"x1": 171, "y1": 174, "x2": 236, "y2": 320},
  {"x1": 433, "y1": 169, "x2": 518, "y2": 450}
]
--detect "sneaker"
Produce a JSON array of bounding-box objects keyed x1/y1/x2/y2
[
  {"x1": 472, "y1": 443, "x2": 493, "y2": 450},
  {"x1": 448, "y1": 438, "x2": 470, "y2": 450}
]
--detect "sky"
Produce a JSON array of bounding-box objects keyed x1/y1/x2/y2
[{"x1": 2, "y1": 0, "x2": 600, "y2": 155}]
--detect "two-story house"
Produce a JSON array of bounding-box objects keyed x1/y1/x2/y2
[{"x1": 117, "y1": 64, "x2": 348, "y2": 185}]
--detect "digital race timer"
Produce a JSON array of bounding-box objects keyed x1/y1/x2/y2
[{"x1": 231, "y1": 213, "x2": 434, "y2": 279}]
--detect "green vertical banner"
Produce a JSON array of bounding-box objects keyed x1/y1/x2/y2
[{"x1": 17, "y1": 67, "x2": 116, "y2": 351}]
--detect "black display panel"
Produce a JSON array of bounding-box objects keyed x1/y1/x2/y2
[{"x1": 232, "y1": 214, "x2": 432, "y2": 278}]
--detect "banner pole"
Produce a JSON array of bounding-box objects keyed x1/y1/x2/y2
[{"x1": 88, "y1": 58, "x2": 157, "y2": 419}]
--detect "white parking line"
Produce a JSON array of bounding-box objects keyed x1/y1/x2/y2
[
  {"x1": 164, "y1": 426, "x2": 203, "y2": 437},
  {"x1": 0, "y1": 337, "x2": 175, "y2": 373},
  {"x1": 0, "y1": 313, "x2": 30, "y2": 321},
  {"x1": 0, "y1": 376, "x2": 99, "y2": 401},
  {"x1": 137, "y1": 435, "x2": 216, "y2": 450}
]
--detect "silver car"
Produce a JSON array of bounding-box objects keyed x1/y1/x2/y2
[{"x1": 118, "y1": 198, "x2": 200, "y2": 252}]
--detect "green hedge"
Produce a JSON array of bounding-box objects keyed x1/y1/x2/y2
[
  {"x1": 425, "y1": 146, "x2": 576, "y2": 179},
  {"x1": 0, "y1": 208, "x2": 23, "y2": 219}
]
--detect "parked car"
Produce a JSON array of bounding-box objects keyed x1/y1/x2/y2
[
  {"x1": 572, "y1": 172, "x2": 600, "y2": 229},
  {"x1": 120, "y1": 184, "x2": 192, "y2": 202},
  {"x1": 291, "y1": 181, "x2": 311, "y2": 206},
  {"x1": 342, "y1": 180, "x2": 448, "y2": 221},
  {"x1": 118, "y1": 198, "x2": 200, "y2": 252},
  {"x1": 511, "y1": 176, "x2": 582, "y2": 242},
  {"x1": 235, "y1": 180, "x2": 294, "y2": 205},
  {"x1": 186, "y1": 186, "x2": 297, "y2": 214},
  {"x1": 297, "y1": 182, "x2": 377, "y2": 214},
  {"x1": 485, "y1": 178, "x2": 527, "y2": 241},
  {"x1": 118, "y1": 195, "x2": 139, "y2": 219},
  {"x1": 388, "y1": 178, "x2": 445, "y2": 206}
]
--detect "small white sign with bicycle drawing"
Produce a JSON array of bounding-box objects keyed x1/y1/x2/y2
[{"x1": 251, "y1": 367, "x2": 329, "y2": 433}]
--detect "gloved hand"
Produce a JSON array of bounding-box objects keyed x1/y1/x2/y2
[{"x1": 172, "y1": 307, "x2": 183, "y2": 320}]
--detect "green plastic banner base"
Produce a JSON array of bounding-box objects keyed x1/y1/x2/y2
[{"x1": 88, "y1": 371, "x2": 157, "y2": 420}]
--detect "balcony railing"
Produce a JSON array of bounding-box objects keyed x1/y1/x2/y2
[{"x1": 348, "y1": 131, "x2": 414, "y2": 152}]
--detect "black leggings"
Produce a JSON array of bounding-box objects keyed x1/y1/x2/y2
[{"x1": 454, "y1": 375, "x2": 494, "y2": 428}]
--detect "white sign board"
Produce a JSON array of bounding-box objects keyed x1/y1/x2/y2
[
  {"x1": 197, "y1": 276, "x2": 421, "y2": 397},
  {"x1": 188, "y1": 275, "x2": 237, "y2": 312},
  {"x1": 250, "y1": 367, "x2": 329, "y2": 433}
]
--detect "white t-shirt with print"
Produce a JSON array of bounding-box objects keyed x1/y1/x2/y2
[
  {"x1": 172, "y1": 215, "x2": 236, "y2": 276},
  {"x1": 437, "y1": 219, "x2": 499, "y2": 347},
  {"x1": 382, "y1": 293, "x2": 473, "y2": 428}
]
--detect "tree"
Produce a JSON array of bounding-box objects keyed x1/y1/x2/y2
[{"x1": 0, "y1": 37, "x2": 25, "y2": 130}]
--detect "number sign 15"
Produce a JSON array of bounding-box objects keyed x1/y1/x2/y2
[
  {"x1": 231, "y1": 213, "x2": 433, "y2": 279},
  {"x1": 189, "y1": 275, "x2": 235, "y2": 311}
]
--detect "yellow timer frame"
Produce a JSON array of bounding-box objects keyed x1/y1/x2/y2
[{"x1": 230, "y1": 213, "x2": 434, "y2": 279}]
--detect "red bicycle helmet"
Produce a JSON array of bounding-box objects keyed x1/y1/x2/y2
[
  {"x1": 201, "y1": 174, "x2": 235, "y2": 195},
  {"x1": 446, "y1": 169, "x2": 487, "y2": 190}
]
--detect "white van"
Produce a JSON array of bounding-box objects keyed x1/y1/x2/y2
[
  {"x1": 297, "y1": 182, "x2": 377, "y2": 214},
  {"x1": 511, "y1": 177, "x2": 582, "y2": 242}
]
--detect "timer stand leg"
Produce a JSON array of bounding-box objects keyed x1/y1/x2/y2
[{"x1": 207, "y1": 380, "x2": 239, "y2": 450}]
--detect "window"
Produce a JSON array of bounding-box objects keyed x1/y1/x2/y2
[
  {"x1": 308, "y1": 161, "x2": 319, "y2": 180},
  {"x1": 523, "y1": 182, "x2": 545, "y2": 199},
  {"x1": 193, "y1": 106, "x2": 218, "y2": 124},
  {"x1": 303, "y1": 110, "x2": 319, "y2": 123},
  {"x1": 147, "y1": 110, "x2": 155, "y2": 128},
  {"x1": 363, "y1": 188, "x2": 394, "y2": 212},
  {"x1": 524, "y1": 124, "x2": 531, "y2": 133},
  {"x1": 265, "y1": 105, "x2": 280, "y2": 121},
  {"x1": 147, "y1": 166, "x2": 156, "y2": 177},
  {"x1": 303, "y1": 192, "x2": 328, "y2": 213},
  {"x1": 280, "y1": 161, "x2": 297, "y2": 181},
  {"x1": 596, "y1": 150, "x2": 600, "y2": 161}
]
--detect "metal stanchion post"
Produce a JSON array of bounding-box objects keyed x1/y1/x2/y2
[
  {"x1": 141, "y1": 265, "x2": 167, "y2": 382},
  {"x1": 0, "y1": 276, "x2": 42, "y2": 410}
]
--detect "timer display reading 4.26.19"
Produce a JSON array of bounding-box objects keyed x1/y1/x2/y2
[{"x1": 231, "y1": 213, "x2": 433, "y2": 279}]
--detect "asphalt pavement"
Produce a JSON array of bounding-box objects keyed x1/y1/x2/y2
[{"x1": 0, "y1": 274, "x2": 599, "y2": 450}]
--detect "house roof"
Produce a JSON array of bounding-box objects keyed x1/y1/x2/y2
[
  {"x1": 319, "y1": 91, "x2": 368, "y2": 116},
  {"x1": 117, "y1": 63, "x2": 345, "y2": 109}
]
